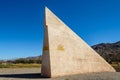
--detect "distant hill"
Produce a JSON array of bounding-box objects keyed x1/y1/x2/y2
[
  {"x1": 11, "y1": 41, "x2": 120, "y2": 63},
  {"x1": 0, "y1": 41, "x2": 120, "y2": 64},
  {"x1": 92, "y1": 41, "x2": 120, "y2": 63},
  {"x1": 19, "y1": 56, "x2": 42, "y2": 60},
  {"x1": 24, "y1": 41, "x2": 120, "y2": 63}
]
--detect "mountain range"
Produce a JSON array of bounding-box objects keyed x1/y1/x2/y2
[
  {"x1": 1, "y1": 41, "x2": 120, "y2": 64},
  {"x1": 22, "y1": 41, "x2": 120, "y2": 63},
  {"x1": 92, "y1": 41, "x2": 120, "y2": 63}
]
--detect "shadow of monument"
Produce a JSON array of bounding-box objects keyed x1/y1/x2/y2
[{"x1": 0, "y1": 73, "x2": 49, "y2": 79}]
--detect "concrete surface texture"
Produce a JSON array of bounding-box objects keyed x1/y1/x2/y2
[{"x1": 41, "y1": 7, "x2": 116, "y2": 78}]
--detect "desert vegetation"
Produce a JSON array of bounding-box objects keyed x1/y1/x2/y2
[
  {"x1": 0, "y1": 63, "x2": 41, "y2": 68},
  {"x1": 0, "y1": 56, "x2": 41, "y2": 68}
]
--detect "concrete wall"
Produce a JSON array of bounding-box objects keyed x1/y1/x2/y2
[{"x1": 41, "y1": 7, "x2": 116, "y2": 78}]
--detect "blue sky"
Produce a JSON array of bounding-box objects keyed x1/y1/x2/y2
[{"x1": 0, "y1": 0, "x2": 120, "y2": 60}]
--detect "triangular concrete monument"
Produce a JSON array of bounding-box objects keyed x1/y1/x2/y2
[{"x1": 41, "y1": 7, "x2": 116, "y2": 78}]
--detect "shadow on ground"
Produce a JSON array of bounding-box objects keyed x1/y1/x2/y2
[{"x1": 0, "y1": 73, "x2": 49, "y2": 79}]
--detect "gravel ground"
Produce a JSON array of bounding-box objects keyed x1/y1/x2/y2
[{"x1": 0, "y1": 68, "x2": 120, "y2": 80}]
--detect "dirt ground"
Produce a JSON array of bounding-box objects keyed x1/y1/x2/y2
[{"x1": 0, "y1": 68, "x2": 120, "y2": 80}]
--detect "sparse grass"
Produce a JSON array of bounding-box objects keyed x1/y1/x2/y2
[
  {"x1": 111, "y1": 62, "x2": 120, "y2": 67},
  {"x1": 0, "y1": 62, "x2": 120, "y2": 72},
  {"x1": 111, "y1": 62, "x2": 120, "y2": 72},
  {"x1": 0, "y1": 63, "x2": 41, "y2": 68}
]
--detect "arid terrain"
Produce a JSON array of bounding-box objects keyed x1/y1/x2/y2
[{"x1": 0, "y1": 68, "x2": 120, "y2": 80}]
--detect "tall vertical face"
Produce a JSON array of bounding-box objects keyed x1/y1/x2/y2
[
  {"x1": 41, "y1": 7, "x2": 116, "y2": 78},
  {"x1": 41, "y1": 7, "x2": 51, "y2": 77}
]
